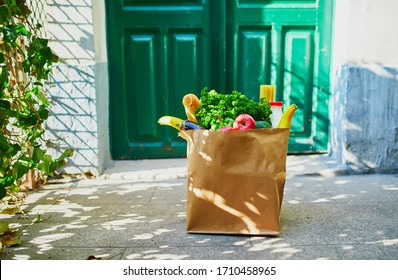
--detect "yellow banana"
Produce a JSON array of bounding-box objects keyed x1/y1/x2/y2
[
  {"x1": 158, "y1": 116, "x2": 185, "y2": 131},
  {"x1": 277, "y1": 104, "x2": 298, "y2": 129}
]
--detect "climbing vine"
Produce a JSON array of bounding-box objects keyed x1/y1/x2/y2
[{"x1": 0, "y1": 0, "x2": 73, "y2": 200}]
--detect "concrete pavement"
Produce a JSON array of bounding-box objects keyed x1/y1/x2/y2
[{"x1": 0, "y1": 155, "x2": 397, "y2": 260}]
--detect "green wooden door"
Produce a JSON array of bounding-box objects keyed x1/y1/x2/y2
[
  {"x1": 106, "y1": 0, "x2": 219, "y2": 159},
  {"x1": 106, "y1": 0, "x2": 332, "y2": 159},
  {"x1": 226, "y1": 0, "x2": 333, "y2": 152}
]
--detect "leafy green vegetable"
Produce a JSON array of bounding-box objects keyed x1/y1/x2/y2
[
  {"x1": 255, "y1": 121, "x2": 272, "y2": 128},
  {"x1": 195, "y1": 88, "x2": 272, "y2": 130}
]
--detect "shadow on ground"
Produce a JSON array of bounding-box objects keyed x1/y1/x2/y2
[{"x1": 1, "y1": 156, "x2": 397, "y2": 260}]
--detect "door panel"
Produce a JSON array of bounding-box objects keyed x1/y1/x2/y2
[
  {"x1": 237, "y1": 27, "x2": 272, "y2": 101},
  {"x1": 106, "y1": 0, "x2": 332, "y2": 158},
  {"x1": 283, "y1": 27, "x2": 314, "y2": 137},
  {"x1": 169, "y1": 30, "x2": 206, "y2": 114},
  {"x1": 126, "y1": 32, "x2": 159, "y2": 143}
]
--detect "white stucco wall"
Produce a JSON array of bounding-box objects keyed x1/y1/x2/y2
[
  {"x1": 332, "y1": 0, "x2": 398, "y2": 67},
  {"x1": 330, "y1": 0, "x2": 398, "y2": 173},
  {"x1": 45, "y1": 0, "x2": 110, "y2": 175},
  {"x1": 92, "y1": 0, "x2": 111, "y2": 174}
]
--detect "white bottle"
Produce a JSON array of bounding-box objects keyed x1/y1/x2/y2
[{"x1": 270, "y1": 101, "x2": 283, "y2": 128}]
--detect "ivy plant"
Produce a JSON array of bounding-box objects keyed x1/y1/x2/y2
[{"x1": 0, "y1": 0, "x2": 73, "y2": 200}]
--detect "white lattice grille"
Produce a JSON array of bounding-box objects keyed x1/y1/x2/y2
[{"x1": 27, "y1": 0, "x2": 48, "y2": 37}]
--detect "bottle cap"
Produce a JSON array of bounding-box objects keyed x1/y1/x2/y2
[{"x1": 270, "y1": 101, "x2": 283, "y2": 107}]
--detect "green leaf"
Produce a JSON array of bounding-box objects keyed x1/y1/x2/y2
[
  {"x1": 24, "y1": 89, "x2": 32, "y2": 99},
  {"x1": 36, "y1": 90, "x2": 50, "y2": 106},
  {"x1": 32, "y1": 146, "x2": 45, "y2": 162},
  {"x1": 0, "y1": 134, "x2": 9, "y2": 152},
  {"x1": 0, "y1": 186, "x2": 6, "y2": 200},
  {"x1": 0, "y1": 5, "x2": 11, "y2": 23},
  {"x1": 40, "y1": 46, "x2": 53, "y2": 61},
  {"x1": 31, "y1": 86, "x2": 39, "y2": 95},
  {"x1": 16, "y1": 1, "x2": 31, "y2": 18},
  {"x1": 13, "y1": 158, "x2": 32, "y2": 180},
  {"x1": 27, "y1": 128, "x2": 45, "y2": 144},
  {"x1": 15, "y1": 24, "x2": 29, "y2": 36},
  {"x1": 38, "y1": 154, "x2": 52, "y2": 175},
  {"x1": 0, "y1": 175, "x2": 14, "y2": 188},
  {"x1": 7, "y1": 143, "x2": 21, "y2": 157},
  {"x1": 31, "y1": 37, "x2": 49, "y2": 51},
  {"x1": 52, "y1": 53, "x2": 59, "y2": 63},
  {"x1": 2, "y1": 25, "x2": 18, "y2": 43},
  {"x1": 7, "y1": 184, "x2": 19, "y2": 193},
  {"x1": 0, "y1": 99, "x2": 11, "y2": 110},
  {"x1": 0, "y1": 52, "x2": 5, "y2": 64},
  {"x1": 49, "y1": 161, "x2": 58, "y2": 175},
  {"x1": 49, "y1": 149, "x2": 73, "y2": 175},
  {"x1": 0, "y1": 65, "x2": 9, "y2": 87},
  {"x1": 22, "y1": 59, "x2": 31, "y2": 73},
  {"x1": 38, "y1": 106, "x2": 49, "y2": 120},
  {"x1": 59, "y1": 148, "x2": 74, "y2": 161},
  {"x1": 17, "y1": 112, "x2": 39, "y2": 127},
  {"x1": 0, "y1": 223, "x2": 10, "y2": 235},
  {"x1": 33, "y1": 213, "x2": 42, "y2": 224}
]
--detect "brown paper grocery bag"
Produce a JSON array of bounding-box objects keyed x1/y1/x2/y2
[{"x1": 180, "y1": 128, "x2": 290, "y2": 236}]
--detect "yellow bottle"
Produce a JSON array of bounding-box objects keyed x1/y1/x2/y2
[
  {"x1": 259, "y1": 85, "x2": 275, "y2": 102},
  {"x1": 277, "y1": 104, "x2": 298, "y2": 128}
]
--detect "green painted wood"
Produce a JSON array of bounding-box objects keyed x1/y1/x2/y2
[
  {"x1": 106, "y1": 0, "x2": 219, "y2": 159},
  {"x1": 106, "y1": 0, "x2": 333, "y2": 158},
  {"x1": 227, "y1": 0, "x2": 333, "y2": 153}
]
